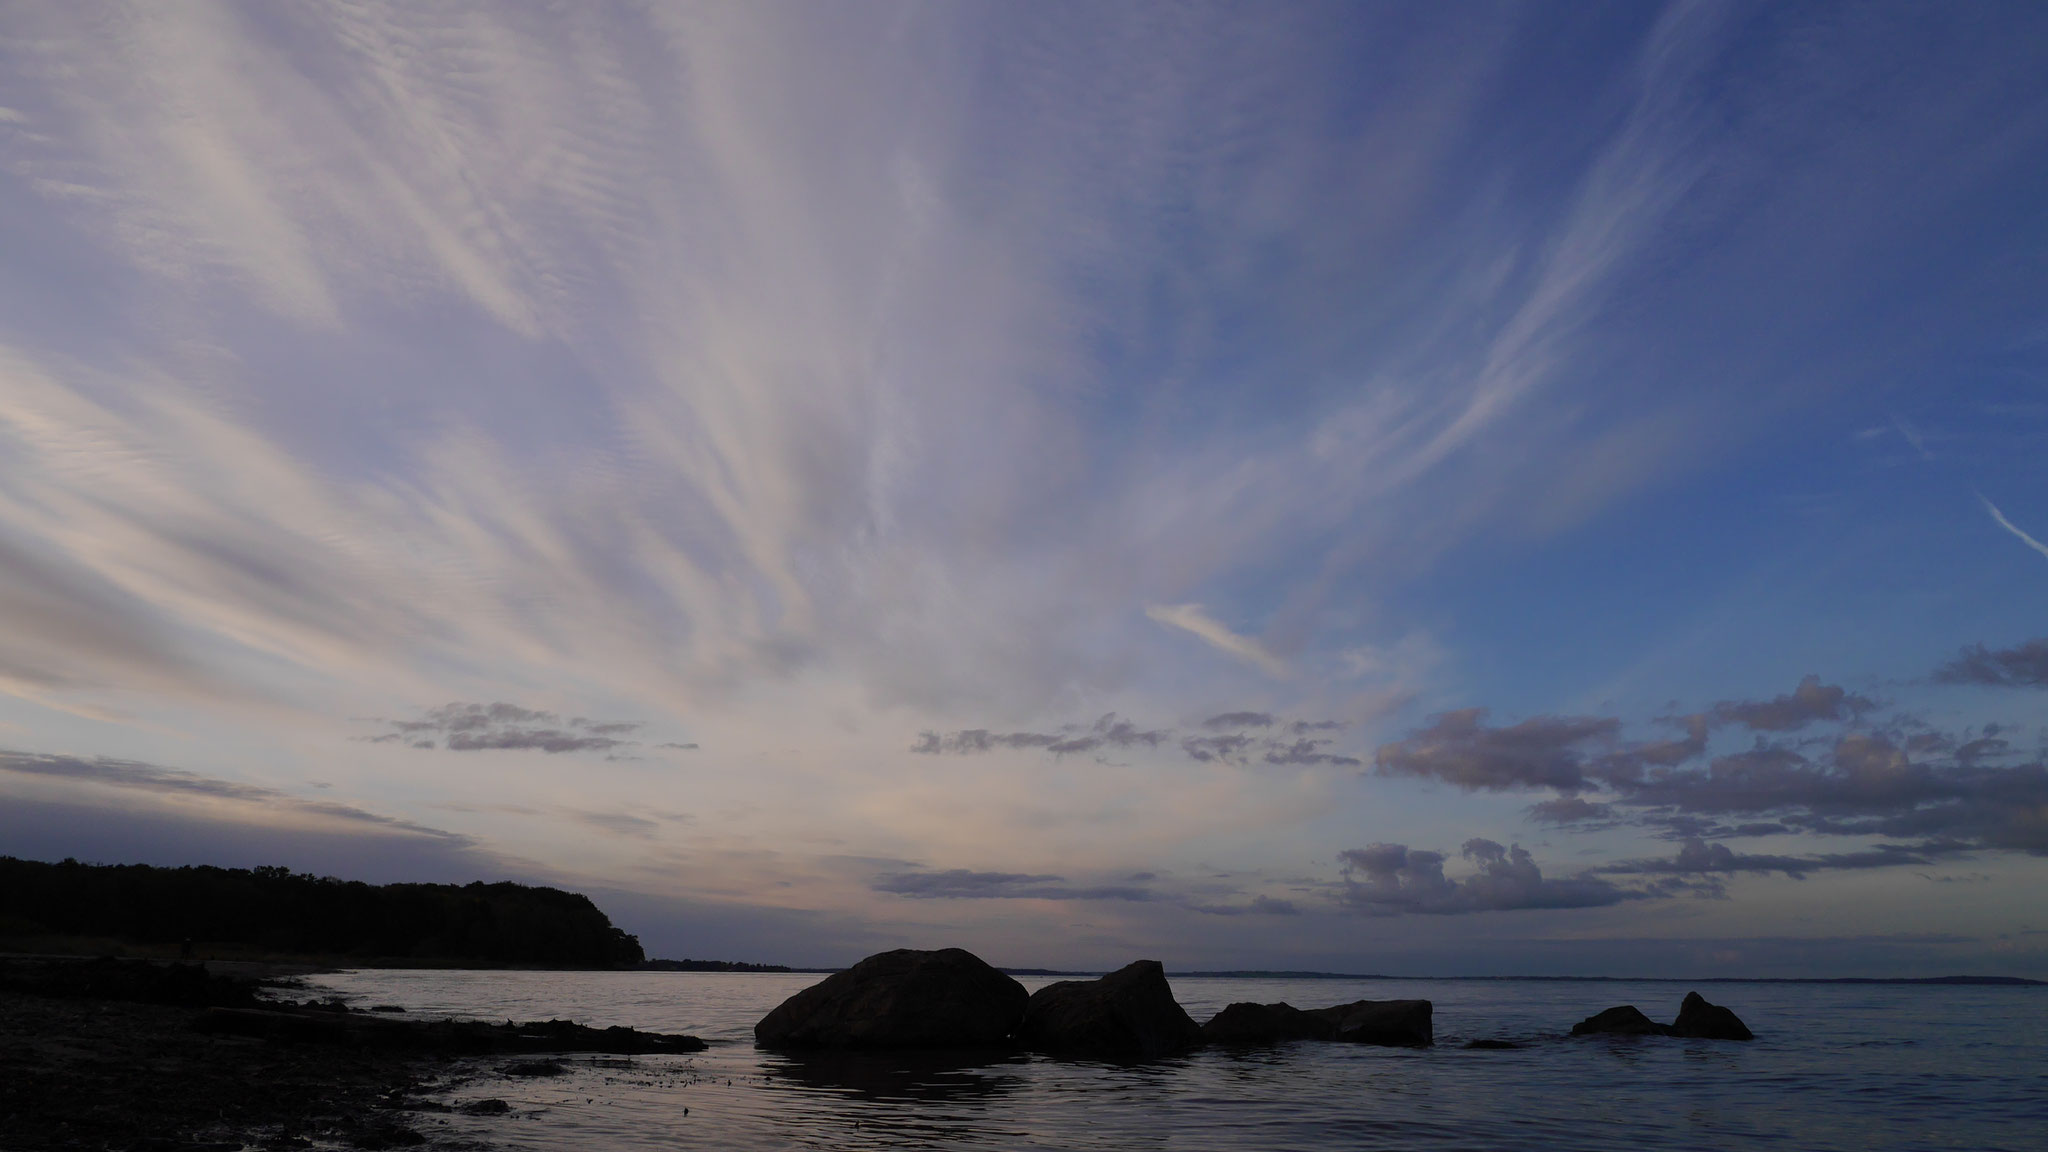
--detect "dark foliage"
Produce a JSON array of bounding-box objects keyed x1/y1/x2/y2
[
  {"x1": 641, "y1": 957, "x2": 791, "y2": 972},
  {"x1": 0, "y1": 856, "x2": 643, "y2": 966}
]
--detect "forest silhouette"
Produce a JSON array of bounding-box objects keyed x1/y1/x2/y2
[{"x1": 0, "y1": 856, "x2": 644, "y2": 967}]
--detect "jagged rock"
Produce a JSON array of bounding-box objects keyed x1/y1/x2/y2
[
  {"x1": 1200, "y1": 1001, "x2": 1334, "y2": 1044},
  {"x1": 1310, "y1": 999, "x2": 1434, "y2": 1047},
  {"x1": 1570, "y1": 1004, "x2": 1671, "y2": 1036},
  {"x1": 1015, "y1": 960, "x2": 1202, "y2": 1060},
  {"x1": 1670, "y1": 991, "x2": 1753, "y2": 1040},
  {"x1": 753, "y1": 948, "x2": 1027, "y2": 1050}
]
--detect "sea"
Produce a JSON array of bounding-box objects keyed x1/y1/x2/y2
[{"x1": 303, "y1": 969, "x2": 2047, "y2": 1151}]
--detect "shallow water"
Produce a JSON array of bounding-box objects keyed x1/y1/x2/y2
[{"x1": 305, "y1": 969, "x2": 2048, "y2": 1150}]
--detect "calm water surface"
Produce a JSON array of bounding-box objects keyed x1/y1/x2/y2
[{"x1": 305, "y1": 969, "x2": 2047, "y2": 1150}]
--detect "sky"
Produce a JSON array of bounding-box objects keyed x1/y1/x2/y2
[{"x1": 1, "y1": 0, "x2": 2045, "y2": 977}]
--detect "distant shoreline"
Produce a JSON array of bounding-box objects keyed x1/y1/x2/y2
[
  {"x1": 1165, "y1": 972, "x2": 2046, "y2": 986},
  {"x1": 12, "y1": 951, "x2": 2031, "y2": 985}
]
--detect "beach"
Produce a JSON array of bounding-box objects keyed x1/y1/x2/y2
[{"x1": 0, "y1": 984, "x2": 468, "y2": 1150}]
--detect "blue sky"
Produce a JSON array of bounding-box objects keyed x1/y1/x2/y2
[{"x1": 1, "y1": 1, "x2": 2045, "y2": 976}]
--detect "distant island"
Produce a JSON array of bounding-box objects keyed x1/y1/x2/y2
[
  {"x1": 1167, "y1": 971, "x2": 2044, "y2": 986},
  {"x1": 640, "y1": 958, "x2": 793, "y2": 972},
  {"x1": 0, "y1": 856, "x2": 645, "y2": 968}
]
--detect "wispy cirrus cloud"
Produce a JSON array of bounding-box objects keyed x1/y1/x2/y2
[
  {"x1": 1145, "y1": 604, "x2": 1290, "y2": 679},
  {"x1": 2, "y1": 2, "x2": 2046, "y2": 970},
  {"x1": 0, "y1": 748, "x2": 472, "y2": 847},
  {"x1": 1979, "y1": 496, "x2": 2048, "y2": 565}
]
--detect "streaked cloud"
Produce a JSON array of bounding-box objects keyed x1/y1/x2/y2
[
  {"x1": 1145, "y1": 604, "x2": 1290, "y2": 679},
  {"x1": 872, "y1": 868, "x2": 1155, "y2": 902},
  {"x1": 1979, "y1": 495, "x2": 2048, "y2": 564},
  {"x1": 0, "y1": 2, "x2": 2043, "y2": 971},
  {"x1": 0, "y1": 748, "x2": 472, "y2": 848}
]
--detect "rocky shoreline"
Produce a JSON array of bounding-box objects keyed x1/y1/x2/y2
[
  {"x1": 0, "y1": 956, "x2": 705, "y2": 1151},
  {"x1": 3, "y1": 948, "x2": 1766, "y2": 1148},
  {"x1": 752, "y1": 948, "x2": 1754, "y2": 1060}
]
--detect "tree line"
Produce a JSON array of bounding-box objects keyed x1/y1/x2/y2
[{"x1": 0, "y1": 856, "x2": 645, "y2": 967}]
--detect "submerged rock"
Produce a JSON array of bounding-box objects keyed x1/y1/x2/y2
[
  {"x1": 753, "y1": 947, "x2": 1027, "y2": 1050},
  {"x1": 1015, "y1": 960, "x2": 1202, "y2": 1060},
  {"x1": 1570, "y1": 1005, "x2": 1671, "y2": 1037},
  {"x1": 1669, "y1": 991, "x2": 1753, "y2": 1040},
  {"x1": 1311, "y1": 999, "x2": 1434, "y2": 1047},
  {"x1": 1200, "y1": 1001, "x2": 1333, "y2": 1044},
  {"x1": 1463, "y1": 1038, "x2": 1523, "y2": 1050}
]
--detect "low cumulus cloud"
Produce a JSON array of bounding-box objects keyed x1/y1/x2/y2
[
  {"x1": 1375, "y1": 709, "x2": 1617, "y2": 791},
  {"x1": 1527, "y1": 795, "x2": 1618, "y2": 825},
  {"x1": 1709, "y1": 675, "x2": 1873, "y2": 731},
  {"x1": 917, "y1": 711, "x2": 1357, "y2": 766},
  {"x1": 1204, "y1": 711, "x2": 1274, "y2": 729},
  {"x1": 1337, "y1": 839, "x2": 1637, "y2": 915},
  {"x1": 1189, "y1": 894, "x2": 1301, "y2": 916},
  {"x1": 1934, "y1": 639, "x2": 2048, "y2": 688},
  {"x1": 910, "y1": 713, "x2": 1166, "y2": 757},
  {"x1": 1262, "y1": 738, "x2": 1362, "y2": 767},
  {"x1": 1602, "y1": 837, "x2": 1954, "y2": 880},
  {"x1": 364, "y1": 703, "x2": 644, "y2": 754},
  {"x1": 872, "y1": 868, "x2": 1154, "y2": 902},
  {"x1": 1371, "y1": 662, "x2": 2048, "y2": 881}
]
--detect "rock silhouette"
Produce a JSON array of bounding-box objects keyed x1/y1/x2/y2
[
  {"x1": 1670, "y1": 991, "x2": 1754, "y2": 1040},
  {"x1": 754, "y1": 948, "x2": 1027, "y2": 1050},
  {"x1": 1015, "y1": 960, "x2": 1202, "y2": 1060},
  {"x1": 1572, "y1": 993, "x2": 1754, "y2": 1040},
  {"x1": 1571, "y1": 1004, "x2": 1671, "y2": 1036},
  {"x1": 1200, "y1": 1001, "x2": 1332, "y2": 1044},
  {"x1": 1312, "y1": 998, "x2": 1434, "y2": 1047}
]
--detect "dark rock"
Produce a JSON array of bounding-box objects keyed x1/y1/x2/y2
[
  {"x1": 1200, "y1": 1001, "x2": 1335, "y2": 1044},
  {"x1": 461, "y1": 1099, "x2": 511, "y2": 1115},
  {"x1": 1463, "y1": 1038, "x2": 1523, "y2": 1050},
  {"x1": 753, "y1": 947, "x2": 1027, "y2": 1050},
  {"x1": 1670, "y1": 991, "x2": 1753, "y2": 1040},
  {"x1": 1570, "y1": 1004, "x2": 1672, "y2": 1037},
  {"x1": 193, "y1": 1007, "x2": 705, "y2": 1054},
  {"x1": 504, "y1": 1060, "x2": 565, "y2": 1078},
  {"x1": 0, "y1": 956, "x2": 260, "y2": 1008},
  {"x1": 1014, "y1": 960, "x2": 1202, "y2": 1060},
  {"x1": 1309, "y1": 999, "x2": 1433, "y2": 1047}
]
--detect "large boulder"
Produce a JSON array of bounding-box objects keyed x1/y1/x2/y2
[
  {"x1": 1200, "y1": 1001, "x2": 1334, "y2": 1044},
  {"x1": 1014, "y1": 960, "x2": 1202, "y2": 1060},
  {"x1": 754, "y1": 948, "x2": 1027, "y2": 1050},
  {"x1": 1669, "y1": 991, "x2": 1753, "y2": 1040},
  {"x1": 1570, "y1": 1004, "x2": 1671, "y2": 1037},
  {"x1": 1309, "y1": 999, "x2": 1433, "y2": 1047}
]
